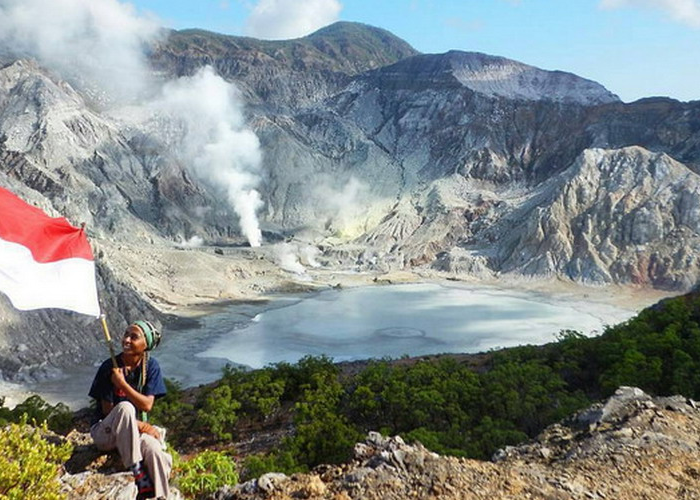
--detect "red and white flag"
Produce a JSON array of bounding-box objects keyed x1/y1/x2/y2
[{"x1": 0, "y1": 186, "x2": 100, "y2": 317}]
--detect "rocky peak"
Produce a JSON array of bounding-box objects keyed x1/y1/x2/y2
[
  {"x1": 302, "y1": 22, "x2": 419, "y2": 73},
  {"x1": 0, "y1": 59, "x2": 117, "y2": 166},
  {"x1": 160, "y1": 22, "x2": 417, "y2": 76}
]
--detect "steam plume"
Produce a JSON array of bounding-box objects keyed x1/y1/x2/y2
[
  {"x1": 154, "y1": 67, "x2": 264, "y2": 247},
  {"x1": 176, "y1": 235, "x2": 204, "y2": 248},
  {"x1": 273, "y1": 242, "x2": 322, "y2": 274},
  {"x1": 314, "y1": 177, "x2": 373, "y2": 237}
]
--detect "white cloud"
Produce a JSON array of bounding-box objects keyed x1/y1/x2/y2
[
  {"x1": 600, "y1": 0, "x2": 700, "y2": 28},
  {"x1": 244, "y1": 0, "x2": 342, "y2": 39}
]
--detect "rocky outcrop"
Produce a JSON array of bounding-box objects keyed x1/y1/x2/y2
[
  {"x1": 492, "y1": 147, "x2": 700, "y2": 288},
  {"x1": 212, "y1": 387, "x2": 700, "y2": 499},
  {"x1": 588, "y1": 97, "x2": 700, "y2": 175},
  {"x1": 58, "y1": 430, "x2": 138, "y2": 500},
  {"x1": 331, "y1": 146, "x2": 700, "y2": 289}
]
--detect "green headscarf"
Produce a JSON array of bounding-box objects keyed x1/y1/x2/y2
[{"x1": 132, "y1": 320, "x2": 161, "y2": 351}]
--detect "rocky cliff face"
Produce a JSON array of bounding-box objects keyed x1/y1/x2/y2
[
  {"x1": 207, "y1": 387, "x2": 700, "y2": 500},
  {"x1": 423, "y1": 147, "x2": 700, "y2": 289},
  {"x1": 1, "y1": 22, "x2": 700, "y2": 376},
  {"x1": 218, "y1": 30, "x2": 700, "y2": 289},
  {"x1": 494, "y1": 147, "x2": 700, "y2": 288}
]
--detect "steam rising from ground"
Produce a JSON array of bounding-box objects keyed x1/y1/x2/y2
[
  {"x1": 175, "y1": 235, "x2": 204, "y2": 249},
  {"x1": 314, "y1": 177, "x2": 379, "y2": 239},
  {"x1": 0, "y1": 0, "x2": 265, "y2": 247},
  {"x1": 153, "y1": 68, "x2": 264, "y2": 247},
  {"x1": 274, "y1": 242, "x2": 321, "y2": 274}
]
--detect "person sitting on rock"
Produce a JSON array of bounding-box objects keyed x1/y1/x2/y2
[{"x1": 88, "y1": 320, "x2": 171, "y2": 500}]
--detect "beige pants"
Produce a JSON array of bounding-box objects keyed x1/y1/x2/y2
[{"x1": 91, "y1": 401, "x2": 172, "y2": 499}]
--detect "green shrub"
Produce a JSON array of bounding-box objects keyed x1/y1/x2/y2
[
  {"x1": 175, "y1": 450, "x2": 238, "y2": 498},
  {"x1": 272, "y1": 355, "x2": 338, "y2": 400},
  {"x1": 0, "y1": 397, "x2": 12, "y2": 426},
  {"x1": 283, "y1": 371, "x2": 361, "y2": 467},
  {"x1": 236, "y1": 369, "x2": 285, "y2": 418},
  {"x1": 0, "y1": 417, "x2": 73, "y2": 500},
  {"x1": 241, "y1": 451, "x2": 301, "y2": 481},
  {"x1": 197, "y1": 384, "x2": 241, "y2": 441},
  {"x1": 467, "y1": 416, "x2": 528, "y2": 459},
  {"x1": 150, "y1": 378, "x2": 194, "y2": 444},
  {"x1": 4, "y1": 395, "x2": 73, "y2": 434},
  {"x1": 218, "y1": 366, "x2": 286, "y2": 419},
  {"x1": 404, "y1": 427, "x2": 468, "y2": 457}
]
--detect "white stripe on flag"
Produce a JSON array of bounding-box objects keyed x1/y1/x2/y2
[{"x1": 0, "y1": 238, "x2": 100, "y2": 317}]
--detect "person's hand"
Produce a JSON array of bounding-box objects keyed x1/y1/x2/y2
[
  {"x1": 110, "y1": 367, "x2": 127, "y2": 389},
  {"x1": 138, "y1": 421, "x2": 161, "y2": 440}
]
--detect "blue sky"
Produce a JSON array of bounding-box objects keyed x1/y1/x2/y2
[{"x1": 130, "y1": 0, "x2": 700, "y2": 103}]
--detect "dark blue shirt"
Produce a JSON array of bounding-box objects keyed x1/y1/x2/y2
[{"x1": 89, "y1": 354, "x2": 166, "y2": 423}]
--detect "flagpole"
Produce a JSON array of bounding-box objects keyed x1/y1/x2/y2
[
  {"x1": 100, "y1": 313, "x2": 119, "y2": 368},
  {"x1": 81, "y1": 222, "x2": 117, "y2": 369}
]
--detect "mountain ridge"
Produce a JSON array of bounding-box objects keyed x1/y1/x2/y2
[
  {"x1": 149, "y1": 21, "x2": 419, "y2": 109},
  {"x1": 364, "y1": 49, "x2": 619, "y2": 105}
]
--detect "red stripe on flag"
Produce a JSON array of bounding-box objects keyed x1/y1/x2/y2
[{"x1": 0, "y1": 186, "x2": 94, "y2": 263}]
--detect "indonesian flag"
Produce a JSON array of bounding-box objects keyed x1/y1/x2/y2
[{"x1": 0, "y1": 186, "x2": 100, "y2": 317}]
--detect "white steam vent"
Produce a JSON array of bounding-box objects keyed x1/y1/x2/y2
[{"x1": 153, "y1": 67, "x2": 265, "y2": 247}]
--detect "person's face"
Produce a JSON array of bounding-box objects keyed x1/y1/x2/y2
[{"x1": 122, "y1": 325, "x2": 147, "y2": 355}]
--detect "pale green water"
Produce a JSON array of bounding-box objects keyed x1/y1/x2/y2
[{"x1": 177, "y1": 283, "x2": 631, "y2": 385}]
